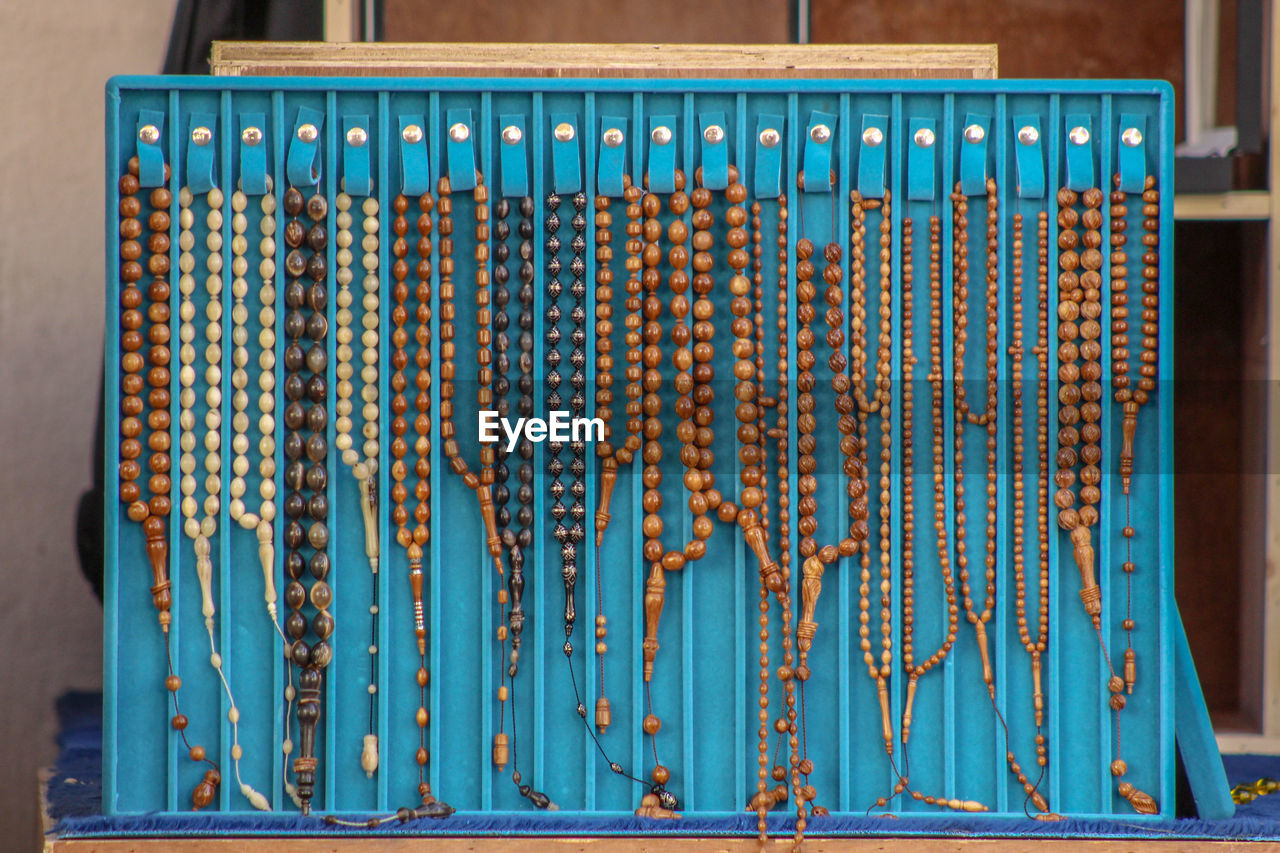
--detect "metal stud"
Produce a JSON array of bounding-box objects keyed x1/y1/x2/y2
[
  {"x1": 448, "y1": 122, "x2": 470, "y2": 143},
  {"x1": 554, "y1": 122, "x2": 576, "y2": 143},
  {"x1": 241, "y1": 126, "x2": 262, "y2": 147},
  {"x1": 191, "y1": 126, "x2": 212, "y2": 147},
  {"x1": 758, "y1": 127, "x2": 780, "y2": 148},
  {"x1": 346, "y1": 126, "x2": 367, "y2": 147},
  {"x1": 1017, "y1": 125, "x2": 1040, "y2": 146},
  {"x1": 913, "y1": 127, "x2": 935, "y2": 148},
  {"x1": 964, "y1": 123, "x2": 985, "y2": 144},
  {"x1": 602, "y1": 127, "x2": 624, "y2": 148},
  {"x1": 401, "y1": 124, "x2": 423, "y2": 144},
  {"x1": 138, "y1": 124, "x2": 160, "y2": 145},
  {"x1": 502, "y1": 125, "x2": 523, "y2": 145},
  {"x1": 651, "y1": 125, "x2": 672, "y2": 146},
  {"x1": 861, "y1": 126, "x2": 884, "y2": 147},
  {"x1": 810, "y1": 123, "x2": 831, "y2": 144},
  {"x1": 1121, "y1": 127, "x2": 1143, "y2": 147},
  {"x1": 296, "y1": 123, "x2": 318, "y2": 144},
  {"x1": 1069, "y1": 125, "x2": 1091, "y2": 146},
  {"x1": 703, "y1": 124, "x2": 725, "y2": 144}
]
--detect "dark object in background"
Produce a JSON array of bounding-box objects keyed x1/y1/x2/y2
[{"x1": 75, "y1": 0, "x2": 323, "y2": 603}]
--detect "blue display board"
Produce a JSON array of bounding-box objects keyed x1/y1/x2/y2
[{"x1": 103, "y1": 76, "x2": 1184, "y2": 823}]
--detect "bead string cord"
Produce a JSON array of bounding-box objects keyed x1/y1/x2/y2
[
  {"x1": 791, "y1": 173, "x2": 865, "y2": 830},
  {"x1": 710, "y1": 171, "x2": 786, "y2": 838},
  {"x1": 1055, "y1": 186, "x2": 1156, "y2": 815},
  {"x1": 893, "y1": 211, "x2": 960, "y2": 809},
  {"x1": 761, "y1": 193, "x2": 807, "y2": 846},
  {"x1": 118, "y1": 156, "x2": 222, "y2": 810},
  {"x1": 592, "y1": 179, "x2": 646, "y2": 741},
  {"x1": 509, "y1": 197, "x2": 538, "y2": 762},
  {"x1": 555, "y1": 181, "x2": 667, "y2": 803},
  {"x1": 280, "y1": 185, "x2": 332, "y2": 816},
  {"x1": 1108, "y1": 173, "x2": 1160, "y2": 696},
  {"x1": 326, "y1": 191, "x2": 455, "y2": 826},
  {"x1": 437, "y1": 173, "x2": 511, "y2": 765},
  {"x1": 1010, "y1": 209, "x2": 1052, "y2": 812},
  {"x1": 489, "y1": 195, "x2": 552, "y2": 809},
  {"x1": 230, "y1": 177, "x2": 297, "y2": 807},
  {"x1": 177, "y1": 182, "x2": 269, "y2": 811},
  {"x1": 333, "y1": 182, "x2": 383, "y2": 778},
  {"x1": 633, "y1": 171, "x2": 697, "y2": 815},
  {"x1": 950, "y1": 180, "x2": 1046, "y2": 812}
]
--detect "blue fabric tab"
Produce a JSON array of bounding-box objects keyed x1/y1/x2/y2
[
  {"x1": 498, "y1": 114, "x2": 528, "y2": 198},
  {"x1": 1117, "y1": 113, "x2": 1147, "y2": 193},
  {"x1": 398, "y1": 115, "x2": 430, "y2": 196},
  {"x1": 596, "y1": 116, "x2": 628, "y2": 198},
  {"x1": 959, "y1": 112, "x2": 990, "y2": 196},
  {"x1": 907, "y1": 118, "x2": 936, "y2": 201},
  {"x1": 856, "y1": 114, "x2": 887, "y2": 199},
  {"x1": 135, "y1": 109, "x2": 166, "y2": 188},
  {"x1": 286, "y1": 105, "x2": 324, "y2": 188},
  {"x1": 238, "y1": 112, "x2": 269, "y2": 196},
  {"x1": 185, "y1": 113, "x2": 217, "y2": 194},
  {"x1": 1065, "y1": 113, "x2": 1094, "y2": 191},
  {"x1": 647, "y1": 115, "x2": 677, "y2": 194},
  {"x1": 698, "y1": 112, "x2": 729, "y2": 190},
  {"x1": 801, "y1": 110, "x2": 837, "y2": 192},
  {"x1": 753, "y1": 114, "x2": 783, "y2": 199},
  {"x1": 550, "y1": 112, "x2": 581, "y2": 194},
  {"x1": 446, "y1": 108, "x2": 477, "y2": 192},
  {"x1": 342, "y1": 114, "x2": 372, "y2": 197},
  {"x1": 1011, "y1": 114, "x2": 1045, "y2": 199}
]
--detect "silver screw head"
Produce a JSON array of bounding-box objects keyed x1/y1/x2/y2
[
  {"x1": 914, "y1": 127, "x2": 935, "y2": 148},
  {"x1": 602, "y1": 127, "x2": 624, "y2": 148},
  {"x1": 138, "y1": 124, "x2": 160, "y2": 145},
  {"x1": 1069, "y1": 125, "x2": 1091, "y2": 146},
  {"x1": 241, "y1": 126, "x2": 262, "y2": 146},
  {"x1": 651, "y1": 125, "x2": 672, "y2": 146},
  {"x1": 191, "y1": 126, "x2": 212, "y2": 147},
  {"x1": 296, "y1": 123, "x2": 318, "y2": 143},
  {"x1": 703, "y1": 124, "x2": 724, "y2": 145},
  {"x1": 554, "y1": 122, "x2": 575, "y2": 143},
  {"x1": 401, "y1": 124, "x2": 423, "y2": 144},
  {"x1": 758, "y1": 127, "x2": 780, "y2": 148},
  {"x1": 1121, "y1": 127, "x2": 1143, "y2": 147},
  {"x1": 1017, "y1": 125, "x2": 1039, "y2": 146},
  {"x1": 862, "y1": 126, "x2": 884, "y2": 147},
  {"x1": 502, "y1": 124, "x2": 523, "y2": 145},
  {"x1": 810, "y1": 123, "x2": 831, "y2": 144},
  {"x1": 448, "y1": 122, "x2": 470, "y2": 143},
  {"x1": 964, "y1": 123, "x2": 985, "y2": 144},
  {"x1": 346, "y1": 126, "x2": 367, "y2": 147}
]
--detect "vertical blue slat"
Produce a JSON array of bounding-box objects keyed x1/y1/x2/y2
[
  {"x1": 1045, "y1": 92, "x2": 1063, "y2": 811},
  {"x1": 167, "y1": 86, "x2": 183, "y2": 814},
  {"x1": 375, "y1": 88, "x2": 391, "y2": 812},
  {"x1": 939, "y1": 92, "x2": 956, "y2": 802},
  {"x1": 426, "y1": 87, "x2": 443, "y2": 805},
  {"x1": 529, "y1": 88, "x2": 547, "y2": 798},
  {"x1": 479, "y1": 89, "x2": 494, "y2": 815},
  {"x1": 217, "y1": 88, "x2": 235, "y2": 811},
  {"x1": 732, "y1": 89, "x2": 748, "y2": 813},
  {"x1": 835, "y1": 90, "x2": 853, "y2": 813},
  {"x1": 323, "y1": 87, "x2": 339, "y2": 812},
  {"x1": 271, "y1": 87, "x2": 287, "y2": 813},
  {"x1": 103, "y1": 81, "x2": 122, "y2": 815},
  {"x1": 1098, "y1": 92, "x2": 1115, "y2": 813},
  {"x1": 1157, "y1": 81, "x2": 1176, "y2": 815},
  {"x1": 582, "y1": 89, "x2": 599, "y2": 812},
  {"x1": 993, "y1": 93, "x2": 1011, "y2": 812},
  {"x1": 681, "y1": 90, "x2": 696, "y2": 812}
]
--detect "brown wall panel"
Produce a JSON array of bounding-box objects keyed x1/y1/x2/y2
[
  {"x1": 811, "y1": 0, "x2": 1184, "y2": 138},
  {"x1": 386, "y1": 0, "x2": 790, "y2": 44}
]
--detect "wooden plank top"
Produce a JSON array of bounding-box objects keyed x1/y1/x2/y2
[{"x1": 209, "y1": 41, "x2": 998, "y2": 79}]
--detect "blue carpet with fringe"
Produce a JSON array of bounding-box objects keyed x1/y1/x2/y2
[{"x1": 47, "y1": 691, "x2": 1280, "y2": 840}]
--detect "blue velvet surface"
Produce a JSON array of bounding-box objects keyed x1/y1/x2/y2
[{"x1": 48, "y1": 691, "x2": 1280, "y2": 840}]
